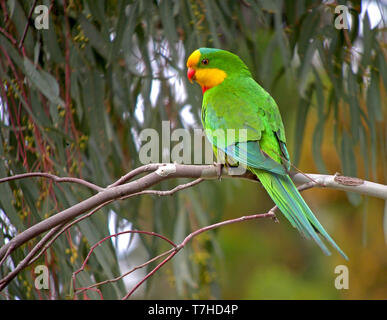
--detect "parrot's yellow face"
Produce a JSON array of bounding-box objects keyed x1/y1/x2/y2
[{"x1": 186, "y1": 49, "x2": 227, "y2": 93}]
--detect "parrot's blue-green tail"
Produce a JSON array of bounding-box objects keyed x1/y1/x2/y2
[{"x1": 253, "y1": 169, "x2": 348, "y2": 260}]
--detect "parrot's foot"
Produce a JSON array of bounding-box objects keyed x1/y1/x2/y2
[
  {"x1": 268, "y1": 207, "x2": 279, "y2": 223},
  {"x1": 213, "y1": 162, "x2": 223, "y2": 180}
]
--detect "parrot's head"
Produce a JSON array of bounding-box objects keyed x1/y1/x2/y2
[{"x1": 186, "y1": 48, "x2": 250, "y2": 94}]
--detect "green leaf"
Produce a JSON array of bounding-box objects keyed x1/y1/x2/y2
[
  {"x1": 41, "y1": 17, "x2": 64, "y2": 64},
  {"x1": 358, "y1": 124, "x2": 369, "y2": 178},
  {"x1": 82, "y1": 70, "x2": 110, "y2": 157},
  {"x1": 312, "y1": 121, "x2": 328, "y2": 174},
  {"x1": 313, "y1": 69, "x2": 325, "y2": 116},
  {"x1": 367, "y1": 70, "x2": 382, "y2": 121},
  {"x1": 293, "y1": 83, "x2": 314, "y2": 166},
  {"x1": 159, "y1": 0, "x2": 179, "y2": 56},
  {"x1": 79, "y1": 14, "x2": 109, "y2": 59},
  {"x1": 23, "y1": 57, "x2": 65, "y2": 107},
  {"x1": 346, "y1": 68, "x2": 360, "y2": 143},
  {"x1": 361, "y1": 12, "x2": 372, "y2": 68},
  {"x1": 0, "y1": 166, "x2": 24, "y2": 232},
  {"x1": 261, "y1": 35, "x2": 277, "y2": 88},
  {"x1": 376, "y1": 44, "x2": 387, "y2": 91},
  {"x1": 109, "y1": 0, "x2": 136, "y2": 63},
  {"x1": 297, "y1": 41, "x2": 316, "y2": 97},
  {"x1": 340, "y1": 132, "x2": 362, "y2": 206},
  {"x1": 297, "y1": 9, "x2": 319, "y2": 59},
  {"x1": 203, "y1": 0, "x2": 221, "y2": 48},
  {"x1": 173, "y1": 194, "x2": 195, "y2": 297},
  {"x1": 274, "y1": 8, "x2": 291, "y2": 71}
]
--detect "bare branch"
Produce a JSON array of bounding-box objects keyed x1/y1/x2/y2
[
  {"x1": 291, "y1": 172, "x2": 387, "y2": 200},
  {"x1": 0, "y1": 164, "x2": 220, "y2": 266},
  {"x1": 120, "y1": 177, "x2": 205, "y2": 199},
  {"x1": 122, "y1": 210, "x2": 277, "y2": 300},
  {"x1": 0, "y1": 172, "x2": 104, "y2": 192},
  {"x1": 0, "y1": 163, "x2": 386, "y2": 292},
  {"x1": 108, "y1": 163, "x2": 162, "y2": 187},
  {"x1": 74, "y1": 248, "x2": 176, "y2": 298},
  {"x1": 18, "y1": 0, "x2": 37, "y2": 49}
]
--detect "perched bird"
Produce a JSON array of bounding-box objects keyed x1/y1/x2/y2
[{"x1": 186, "y1": 48, "x2": 347, "y2": 259}]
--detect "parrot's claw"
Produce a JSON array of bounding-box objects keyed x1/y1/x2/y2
[
  {"x1": 213, "y1": 162, "x2": 223, "y2": 180},
  {"x1": 268, "y1": 207, "x2": 279, "y2": 223}
]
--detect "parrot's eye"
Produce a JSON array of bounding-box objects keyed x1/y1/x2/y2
[{"x1": 201, "y1": 59, "x2": 209, "y2": 65}]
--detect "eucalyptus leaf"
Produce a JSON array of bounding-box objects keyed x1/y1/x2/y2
[{"x1": 23, "y1": 57, "x2": 65, "y2": 107}]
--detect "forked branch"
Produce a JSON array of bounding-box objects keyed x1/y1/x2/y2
[{"x1": 0, "y1": 163, "x2": 386, "y2": 293}]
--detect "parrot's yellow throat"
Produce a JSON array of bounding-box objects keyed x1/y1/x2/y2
[{"x1": 186, "y1": 50, "x2": 227, "y2": 94}]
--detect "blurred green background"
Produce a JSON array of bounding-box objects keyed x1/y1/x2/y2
[{"x1": 0, "y1": 0, "x2": 386, "y2": 299}]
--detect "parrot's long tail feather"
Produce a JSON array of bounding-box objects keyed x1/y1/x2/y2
[{"x1": 252, "y1": 169, "x2": 348, "y2": 260}]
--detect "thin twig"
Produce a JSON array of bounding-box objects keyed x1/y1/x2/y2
[
  {"x1": 122, "y1": 250, "x2": 178, "y2": 300},
  {"x1": 0, "y1": 202, "x2": 112, "y2": 291},
  {"x1": 18, "y1": 0, "x2": 37, "y2": 49},
  {"x1": 119, "y1": 177, "x2": 205, "y2": 199},
  {"x1": 0, "y1": 27, "x2": 17, "y2": 45},
  {"x1": 72, "y1": 230, "x2": 176, "y2": 298},
  {"x1": 121, "y1": 181, "x2": 320, "y2": 299},
  {"x1": 74, "y1": 248, "x2": 176, "y2": 297},
  {"x1": 108, "y1": 163, "x2": 162, "y2": 187},
  {"x1": 0, "y1": 172, "x2": 104, "y2": 192},
  {"x1": 31, "y1": 179, "x2": 205, "y2": 265},
  {"x1": 27, "y1": 202, "x2": 112, "y2": 266},
  {"x1": 122, "y1": 210, "x2": 276, "y2": 300},
  {"x1": 0, "y1": 224, "x2": 63, "y2": 289},
  {"x1": 1, "y1": 178, "x2": 204, "y2": 290}
]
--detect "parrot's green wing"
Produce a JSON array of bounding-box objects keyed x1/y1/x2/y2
[
  {"x1": 224, "y1": 141, "x2": 287, "y2": 175},
  {"x1": 202, "y1": 74, "x2": 347, "y2": 260},
  {"x1": 202, "y1": 76, "x2": 290, "y2": 169}
]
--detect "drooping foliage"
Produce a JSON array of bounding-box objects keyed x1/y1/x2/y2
[{"x1": 0, "y1": 0, "x2": 386, "y2": 299}]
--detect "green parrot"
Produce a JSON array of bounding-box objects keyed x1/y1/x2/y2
[{"x1": 186, "y1": 47, "x2": 347, "y2": 259}]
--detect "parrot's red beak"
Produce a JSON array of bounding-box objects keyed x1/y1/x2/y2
[{"x1": 187, "y1": 68, "x2": 195, "y2": 83}]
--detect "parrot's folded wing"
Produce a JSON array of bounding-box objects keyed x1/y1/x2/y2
[{"x1": 224, "y1": 141, "x2": 287, "y2": 176}]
